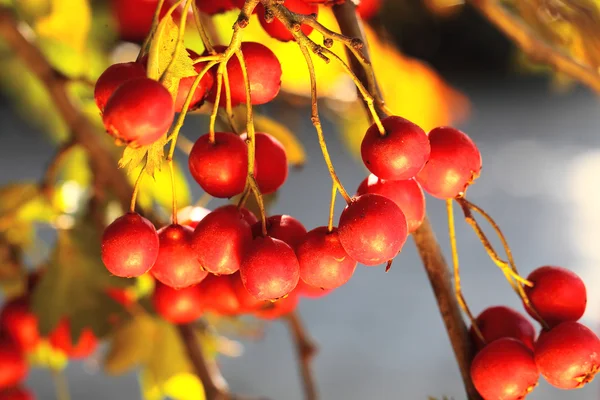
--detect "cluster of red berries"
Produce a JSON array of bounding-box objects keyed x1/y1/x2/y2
[
  {"x1": 469, "y1": 266, "x2": 599, "y2": 399},
  {"x1": 0, "y1": 278, "x2": 99, "y2": 399}
]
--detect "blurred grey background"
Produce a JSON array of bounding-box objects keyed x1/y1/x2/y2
[{"x1": 2, "y1": 1, "x2": 600, "y2": 399}]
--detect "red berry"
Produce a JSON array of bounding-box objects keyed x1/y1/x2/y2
[
  {"x1": 240, "y1": 236, "x2": 300, "y2": 301},
  {"x1": 356, "y1": 174, "x2": 426, "y2": 233},
  {"x1": 534, "y1": 321, "x2": 600, "y2": 389},
  {"x1": 0, "y1": 386, "x2": 34, "y2": 400},
  {"x1": 103, "y1": 77, "x2": 174, "y2": 146},
  {"x1": 296, "y1": 280, "x2": 333, "y2": 299},
  {"x1": 252, "y1": 132, "x2": 288, "y2": 194},
  {"x1": 361, "y1": 116, "x2": 430, "y2": 181},
  {"x1": 251, "y1": 215, "x2": 307, "y2": 250},
  {"x1": 258, "y1": 0, "x2": 317, "y2": 42},
  {"x1": 195, "y1": 0, "x2": 236, "y2": 14},
  {"x1": 0, "y1": 297, "x2": 39, "y2": 352},
  {"x1": 338, "y1": 194, "x2": 408, "y2": 266},
  {"x1": 94, "y1": 62, "x2": 147, "y2": 112},
  {"x1": 110, "y1": 0, "x2": 157, "y2": 42},
  {"x1": 297, "y1": 227, "x2": 357, "y2": 290},
  {"x1": 471, "y1": 338, "x2": 539, "y2": 400},
  {"x1": 416, "y1": 126, "x2": 482, "y2": 199},
  {"x1": 177, "y1": 206, "x2": 211, "y2": 229},
  {"x1": 254, "y1": 290, "x2": 300, "y2": 320},
  {"x1": 151, "y1": 224, "x2": 208, "y2": 289},
  {"x1": 174, "y1": 50, "x2": 215, "y2": 113},
  {"x1": 192, "y1": 205, "x2": 253, "y2": 275},
  {"x1": 0, "y1": 339, "x2": 27, "y2": 389},
  {"x1": 470, "y1": 306, "x2": 536, "y2": 352},
  {"x1": 48, "y1": 320, "x2": 97, "y2": 359},
  {"x1": 207, "y1": 43, "x2": 282, "y2": 106},
  {"x1": 231, "y1": 272, "x2": 263, "y2": 312},
  {"x1": 524, "y1": 266, "x2": 586, "y2": 328},
  {"x1": 239, "y1": 207, "x2": 259, "y2": 226},
  {"x1": 152, "y1": 282, "x2": 204, "y2": 323},
  {"x1": 101, "y1": 212, "x2": 159, "y2": 278},
  {"x1": 199, "y1": 274, "x2": 242, "y2": 316},
  {"x1": 357, "y1": 0, "x2": 381, "y2": 20},
  {"x1": 106, "y1": 288, "x2": 134, "y2": 308},
  {"x1": 188, "y1": 132, "x2": 249, "y2": 198}
]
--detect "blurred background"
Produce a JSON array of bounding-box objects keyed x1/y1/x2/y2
[{"x1": 1, "y1": 0, "x2": 600, "y2": 399}]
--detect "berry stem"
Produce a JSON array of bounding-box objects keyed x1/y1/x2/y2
[
  {"x1": 328, "y1": 182, "x2": 336, "y2": 232},
  {"x1": 446, "y1": 199, "x2": 484, "y2": 343},
  {"x1": 137, "y1": 0, "x2": 166, "y2": 62},
  {"x1": 237, "y1": 188, "x2": 251, "y2": 209},
  {"x1": 222, "y1": 67, "x2": 237, "y2": 132},
  {"x1": 191, "y1": 0, "x2": 215, "y2": 54},
  {"x1": 160, "y1": 0, "x2": 192, "y2": 84},
  {"x1": 129, "y1": 165, "x2": 146, "y2": 213},
  {"x1": 209, "y1": 68, "x2": 224, "y2": 144},
  {"x1": 285, "y1": 311, "x2": 318, "y2": 400},
  {"x1": 168, "y1": 159, "x2": 178, "y2": 224},
  {"x1": 51, "y1": 368, "x2": 71, "y2": 400}
]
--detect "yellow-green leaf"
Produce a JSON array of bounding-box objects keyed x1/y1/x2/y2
[
  {"x1": 118, "y1": 135, "x2": 168, "y2": 178},
  {"x1": 34, "y1": 0, "x2": 91, "y2": 53},
  {"x1": 132, "y1": 160, "x2": 191, "y2": 213},
  {"x1": 104, "y1": 313, "x2": 156, "y2": 375},
  {"x1": 141, "y1": 370, "x2": 205, "y2": 400},
  {"x1": 254, "y1": 114, "x2": 306, "y2": 167}
]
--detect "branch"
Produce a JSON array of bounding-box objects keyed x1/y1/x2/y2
[
  {"x1": 284, "y1": 311, "x2": 318, "y2": 400},
  {"x1": 469, "y1": 0, "x2": 600, "y2": 92},
  {"x1": 331, "y1": 3, "x2": 481, "y2": 399}
]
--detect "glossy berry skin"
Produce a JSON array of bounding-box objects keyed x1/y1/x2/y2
[
  {"x1": 416, "y1": 126, "x2": 482, "y2": 199},
  {"x1": 0, "y1": 339, "x2": 27, "y2": 389},
  {"x1": 0, "y1": 387, "x2": 34, "y2": 400},
  {"x1": 361, "y1": 116, "x2": 430, "y2": 181},
  {"x1": 523, "y1": 266, "x2": 586, "y2": 328},
  {"x1": 174, "y1": 50, "x2": 215, "y2": 113},
  {"x1": 357, "y1": 174, "x2": 426, "y2": 233},
  {"x1": 0, "y1": 297, "x2": 39, "y2": 352},
  {"x1": 471, "y1": 338, "x2": 539, "y2": 400},
  {"x1": 296, "y1": 280, "x2": 333, "y2": 299},
  {"x1": 470, "y1": 306, "x2": 536, "y2": 352},
  {"x1": 195, "y1": 0, "x2": 236, "y2": 14},
  {"x1": 231, "y1": 272, "x2": 263, "y2": 312},
  {"x1": 297, "y1": 227, "x2": 357, "y2": 290},
  {"x1": 110, "y1": 0, "x2": 157, "y2": 43},
  {"x1": 253, "y1": 132, "x2": 288, "y2": 194},
  {"x1": 188, "y1": 132, "x2": 249, "y2": 198},
  {"x1": 338, "y1": 194, "x2": 408, "y2": 266},
  {"x1": 251, "y1": 215, "x2": 307, "y2": 250},
  {"x1": 240, "y1": 208, "x2": 259, "y2": 226},
  {"x1": 152, "y1": 282, "x2": 204, "y2": 323},
  {"x1": 254, "y1": 290, "x2": 300, "y2": 320},
  {"x1": 101, "y1": 212, "x2": 159, "y2": 278},
  {"x1": 534, "y1": 321, "x2": 600, "y2": 389},
  {"x1": 357, "y1": 0, "x2": 381, "y2": 20},
  {"x1": 192, "y1": 205, "x2": 253, "y2": 275},
  {"x1": 151, "y1": 224, "x2": 208, "y2": 289},
  {"x1": 48, "y1": 320, "x2": 97, "y2": 359},
  {"x1": 199, "y1": 274, "x2": 241, "y2": 316},
  {"x1": 94, "y1": 62, "x2": 146, "y2": 112},
  {"x1": 208, "y1": 43, "x2": 282, "y2": 106},
  {"x1": 240, "y1": 236, "x2": 300, "y2": 301},
  {"x1": 258, "y1": 0, "x2": 317, "y2": 42},
  {"x1": 103, "y1": 77, "x2": 174, "y2": 146}
]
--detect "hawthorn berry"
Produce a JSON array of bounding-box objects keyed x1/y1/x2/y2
[
  {"x1": 471, "y1": 337, "x2": 539, "y2": 400},
  {"x1": 101, "y1": 212, "x2": 159, "y2": 278},
  {"x1": 258, "y1": 0, "x2": 317, "y2": 42},
  {"x1": 534, "y1": 321, "x2": 600, "y2": 389},
  {"x1": 297, "y1": 227, "x2": 357, "y2": 290},
  {"x1": 106, "y1": 287, "x2": 135, "y2": 308},
  {"x1": 361, "y1": 116, "x2": 430, "y2": 181},
  {"x1": 254, "y1": 290, "x2": 300, "y2": 320},
  {"x1": 151, "y1": 224, "x2": 208, "y2": 289},
  {"x1": 48, "y1": 320, "x2": 97, "y2": 359},
  {"x1": 173, "y1": 50, "x2": 215, "y2": 113},
  {"x1": 192, "y1": 205, "x2": 253, "y2": 275},
  {"x1": 338, "y1": 194, "x2": 408, "y2": 266},
  {"x1": 470, "y1": 306, "x2": 536, "y2": 352},
  {"x1": 523, "y1": 266, "x2": 586, "y2": 328},
  {"x1": 199, "y1": 274, "x2": 242, "y2": 316},
  {"x1": 230, "y1": 272, "x2": 263, "y2": 312},
  {"x1": 357, "y1": 0, "x2": 382, "y2": 20},
  {"x1": 0, "y1": 386, "x2": 33, "y2": 400},
  {"x1": 251, "y1": 215, "x2": 307, "y2": 250},
  {"x1": 110, "y1": 0, "x2": 157, "y2": 42},
  {"x1": 356, "y1": 174, "x2": 426, "y2": 233},
  {"x1": 188, "y1": 132, "x2": 249, "y2": 198},
  {"x1": 251, "y1": 132, "x2": 288, "y2": 194},
  {"x1": 103, "y1": 77, "x2": 175, "y2": 146},
  {"x1": 177, "y1": 206, "x2": 211, "y2": 229},
  {"x1": 152, "y1": 282, "x2": 204, "y2": 323},
  {"x1": 94, "y1": 62, "x2": 146, "y2": 112},
  {"x1": 195, "y1": 0, "x2": 237, "y2": 14},
  {"x1": 0, "y1": 297, "x2": 39, "y2": 352},
  {"x1": 416, "y1": 126, "x2": 482, "y2": 199},
  {"x1": 0, "y1": 339, "x2": 27, "y2": 389},
  {"x1": 207, "y1": 43, "x2": 282, "y2": 106},
  {"x1": 240, "y1": 236, "x2": 300, "y2": 301},
  {"x1": 296, "y1": 280, "x2": 333, "y2": 299},
  {"x1": 240, "y1": 207, "x2": 259, "y2": 226}
]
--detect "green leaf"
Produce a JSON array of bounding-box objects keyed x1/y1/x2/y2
[
  {"x1": 134, "y1": 160, "x2": 191, "y2": 213},
  {"x1": 104, "y1": 313, "x2": 156, "y2": 375},
  {"x1": 30, "y1": 221, "x2": 131, "y2": 339},
  {"x1": 118, "y1": 135, "x2": 168, "y2": 178}
]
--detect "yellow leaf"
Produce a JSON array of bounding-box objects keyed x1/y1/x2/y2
[
  {"x1": 254, "y1": 114, "x2": 306, "y2": 167},
  {"x1": 104, "y1": 314, "x2": 156, "y2": 375},
  {"x1": 35, "y1": 0, "x2": 91, "y2": 53},
  {"x1": 140, "y1": 370, "x2": 206, "y2": 400},
  {"x1": 27, "y1": 340, "x2": 68, "y2": 370}
]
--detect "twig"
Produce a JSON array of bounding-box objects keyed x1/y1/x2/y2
[
  {"x1": 331, "y1": 2, "x2": 481, "y2": 399},
  {"x1": 469, "y1": 0, "x2": 600, "y2": 92},
  {"x1": 285, "y1": 312, "x2": 318, "y2": 400}
]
